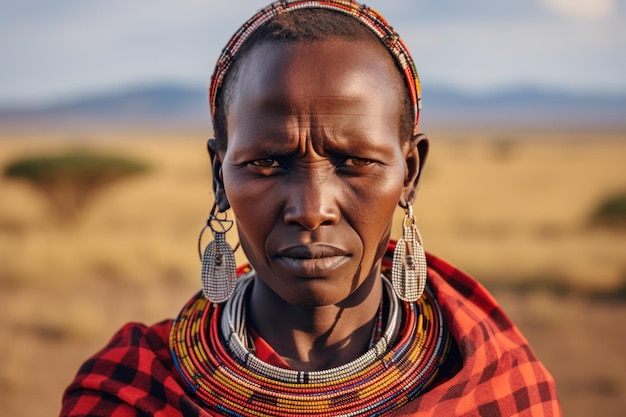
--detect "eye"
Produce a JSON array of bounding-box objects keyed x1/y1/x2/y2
[
  {"x1": 246, "y1": 158, "x2": 284, "y2": 176},
  {"x1": 341, "y1": 157, "x2": 374, "y2": 167},
  {"x1": 250, "y1": 159, "x2": 280, "y2": 168}
]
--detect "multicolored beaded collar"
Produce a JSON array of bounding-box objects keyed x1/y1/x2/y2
[
  {"x1": 170, "y1": 273, "x2": 453, "y2": 416},
  {"x1": 209, "y1": 0, "x2": 422, "y2": 136}
]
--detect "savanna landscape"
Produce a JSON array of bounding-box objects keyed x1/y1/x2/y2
[{"x1": 0, "y1": 128, "x2": 625, "y2": 416}]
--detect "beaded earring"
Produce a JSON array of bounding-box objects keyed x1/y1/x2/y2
[
  {"x1": 198, "y1": 203, "x2": 237, "y2": 303},
  {"x1": 392, "y1": 203, "x2": 427, "y2": 302}
]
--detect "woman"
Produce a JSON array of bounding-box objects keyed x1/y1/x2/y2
[{"x1": 61, "y1": 1, "x2": 561, "y2": 416}]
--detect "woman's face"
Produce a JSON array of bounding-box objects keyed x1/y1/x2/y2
[{"x1": 216, "y1": 39, "x2": 423, "y2": 306}]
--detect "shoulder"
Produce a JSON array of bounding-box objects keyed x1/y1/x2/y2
[
  {"x1": 408, "y1": 253, "x2": 562, "y2": 416},
  {"x1": 97, "y1": 320, "x2": 172, "y2": 350},
  {"x1": 426, "y1": 252, "x2": 525, "y2": 356},
  {"x1": 75, "y1": 320, "x2": 174, "y2": 377},
  {"x1": 60, "y1": 320, "x2": 192, "y2": 417},
  {"x1": 426, "y1": 252, "x2": 527, "y2": 346}
]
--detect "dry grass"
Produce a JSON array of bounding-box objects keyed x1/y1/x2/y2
[{"x1": 0, "y1": 128, "x2": 625, "y2": 416}]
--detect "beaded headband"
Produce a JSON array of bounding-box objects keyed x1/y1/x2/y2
[{"x1": 209, "y1": 0, "x2": 422, "y2": 135}]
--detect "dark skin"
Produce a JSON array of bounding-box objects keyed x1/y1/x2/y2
[{"x1": 208, "y1": 38, "x2": 429, "y2": 371}]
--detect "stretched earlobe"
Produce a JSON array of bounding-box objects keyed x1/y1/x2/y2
[
  {"x1": 402, "y1": 133, "x2": 429, "y2": 205},
  {"x1": 207, "y1": 138, "x2": 231, "y2": 212}
]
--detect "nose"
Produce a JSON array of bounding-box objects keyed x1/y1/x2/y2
[{"x1": 282, "y1": 173, "x2": 340, "y2": 230}]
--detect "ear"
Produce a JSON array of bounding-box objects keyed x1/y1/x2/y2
[
  {"x1": 207, "y1": 138, "x2": 231, "y2": 212},
  {"x1": 402, "y1": 133, "x2": 429, "y2": 205}
]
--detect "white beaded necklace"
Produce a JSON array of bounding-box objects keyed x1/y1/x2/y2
[{"x1": 220, "y1": 272, "x2": 402, "y2": 384}]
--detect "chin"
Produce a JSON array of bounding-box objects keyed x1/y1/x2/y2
[{"x1": 277, "y1": 281, "x2": 352, "y2": 307}]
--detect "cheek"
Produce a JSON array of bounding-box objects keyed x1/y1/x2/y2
[
  {"x1": 342, "y1": 170, "x2": 405, "y2": 248},
  {"x1": 223, "y1": 173, "x2": 279, "y2": 234},
  {"x1": 347, "y1": 168, "x2": 405, "y2": 216}
]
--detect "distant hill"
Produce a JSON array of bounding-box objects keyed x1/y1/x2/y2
[
  {"x1": 420, "y1": 85, "x2": 626, "y2": 130},
  {"x1": 1, "y1": 83, "x2": 624, "y2": 131},
  {"x1": 0, "y1": 84, "x2": 210, "y2": 130}
]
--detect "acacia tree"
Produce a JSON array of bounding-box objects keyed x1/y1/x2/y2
[
  {"x1": 3, "y1": 151, "x2": 149, "y2": 223},
  {"x1": 590, "y1": 191, "x2": 626, "y2": 229}
]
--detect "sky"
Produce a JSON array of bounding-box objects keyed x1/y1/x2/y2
[{"x1": 0, "y1": 0, "x2": 625, "y2": 106}]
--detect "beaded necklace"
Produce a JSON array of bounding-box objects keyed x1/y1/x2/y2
[
  {"x1": 221, "y1": 274, "x2": 402, "y2": 385},
  {"x1": 170, "y1": 273, "x2": 453, "y2": 416}
]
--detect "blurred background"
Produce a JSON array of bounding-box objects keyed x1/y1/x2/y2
[{"x1": 1, "y1": 1, "x2": 625, "y2": 415}]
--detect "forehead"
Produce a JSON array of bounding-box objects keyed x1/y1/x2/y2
[{"x1": 228, "y1": 38, "x2": 404, "y2": 120}]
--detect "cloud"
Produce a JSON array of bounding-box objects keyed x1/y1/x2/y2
[{"x1": 539, "y1": 0, "x2": 615, "y2": 21}]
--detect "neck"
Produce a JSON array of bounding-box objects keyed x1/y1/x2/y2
[{"x1": 247, "y1": 270, "x2": 383, "y2": 371}]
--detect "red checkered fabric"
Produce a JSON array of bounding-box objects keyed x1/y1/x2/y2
[
  {"x1": 390, "y1": 253, "x2": 561, "y2": 416},
  {"x1": 61, "y1": 252, "x2": 560, "y2": 416}
]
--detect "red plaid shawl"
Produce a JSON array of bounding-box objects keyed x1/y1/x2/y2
[{"x1": 61, "y1": 253, "x2": 561, "y2": 416}]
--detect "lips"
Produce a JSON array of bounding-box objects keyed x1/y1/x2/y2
[{"x1": 275, "y1": 244, "x2": 350, "y2": 277}]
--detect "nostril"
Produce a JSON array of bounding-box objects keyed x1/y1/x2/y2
[{"x1": 284, "y1": 211, "x2": 339, "y2": 230}]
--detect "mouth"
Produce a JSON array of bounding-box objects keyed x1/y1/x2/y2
[{"x1": 275, "y1": 245, "x2": 350, "y2": 277}]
